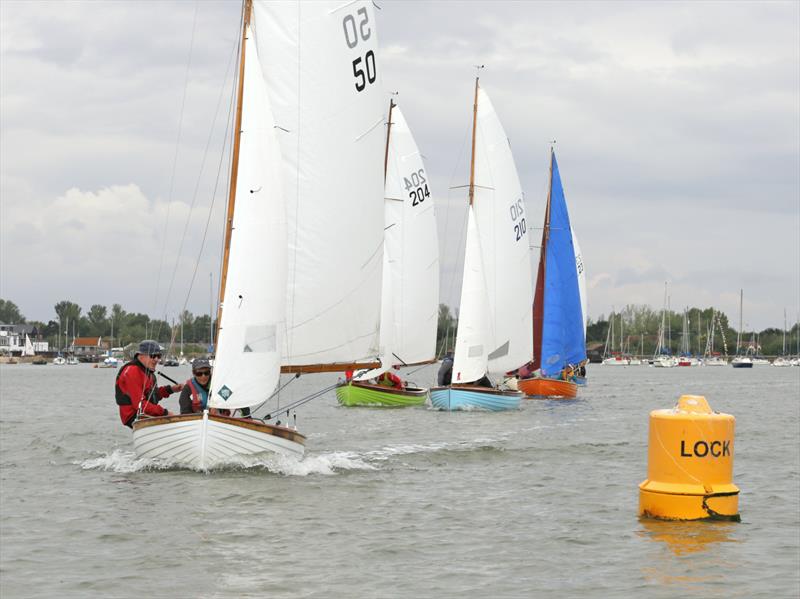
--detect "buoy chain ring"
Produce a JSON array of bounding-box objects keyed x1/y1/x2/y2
[{"x1": 701, "y1": 491, "x2": 741, "y2": 522}]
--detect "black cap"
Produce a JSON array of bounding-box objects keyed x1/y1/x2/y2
[
  {"x1": 136, "y1": 339, "x2": 162, "y2": 356},
  {"x1": 192, "y1": 357, "x2": 211, "y2": 371}
]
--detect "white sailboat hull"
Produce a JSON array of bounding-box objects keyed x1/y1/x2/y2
[{"x1": 133, "y1": 411, "x2": 305, "y2": 470}]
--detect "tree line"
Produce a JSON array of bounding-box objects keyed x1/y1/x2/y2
[
  {"x1": 585, "y1": 304, "x2": 798, "y2": 357},
  {"x1": 2, "y1": 298, "x2": 797, "y2": 357},
  {"x1": 0, "y1": 298, "x2": 215, "y2": 351}
]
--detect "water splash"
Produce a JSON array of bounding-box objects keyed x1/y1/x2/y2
[{"x1": 79, "y1": 436, "x2": 509, "y2": 475}]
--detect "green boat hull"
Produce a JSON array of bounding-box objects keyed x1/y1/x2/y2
[{"x1": 336, "y1": 382, "x2": 428, "y2": 407}]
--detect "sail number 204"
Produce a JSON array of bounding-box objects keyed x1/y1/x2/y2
[
  {"x1": 343, "y1": 8, "x2": 376, "y2": 93},
  {"x1": 405, "y1": 169, "x2": 430, "y2": 206},
  {"x1": 510, "y1": 199, "x2": 526, "y2": 241}
]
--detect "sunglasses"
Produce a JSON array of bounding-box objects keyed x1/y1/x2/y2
[
  {"x1": 149, "y1": 354, "x2": 162, "y2": 359},
  {"x1": 194, "y1": 370, "x2": 211, "y2": 377}
]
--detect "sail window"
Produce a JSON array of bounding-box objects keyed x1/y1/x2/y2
[
  {"x1": 468, "y1": 344, "x2": 483, "y2": 358},
  {"x1": 243, "y1": 324, "x2": 277, "y2": 353}
]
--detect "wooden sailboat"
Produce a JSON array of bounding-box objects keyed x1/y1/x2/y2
[
  {"x1": 430, "y1": 78, "x2": 532, "y2": 411},
  {"x1": 133, "y1": 0, "x2": 386, "y2": 468},
  {"x1": 337, "y1": 100, "x2": 440, "y2": 407},
  {"x1": 518, "y1": 149, "x2": 586, "y2": 399}
]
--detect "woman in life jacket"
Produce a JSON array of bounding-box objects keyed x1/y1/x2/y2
[{"x1": 179, "y1": 358, "x2": 213, "y2": 414}]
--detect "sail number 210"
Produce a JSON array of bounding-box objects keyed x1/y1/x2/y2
[
  {"x1": 343, "y1": 8, "x2": 376, "y2": 92},
  {"x1": 405, "y1": 169, "x2": 430, "y2": 206},
  {"x1": 510, "y1": 199, "x2": 526, "y2": 241}
]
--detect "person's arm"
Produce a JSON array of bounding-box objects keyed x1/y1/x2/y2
[
  {"x1": 141, "y1": 399, "x2": 168, "y2": 417},
  {"x1": 178, "y1": 386, "x2": 193, "y2": 414},
  {"x1": 157, "y1": 384, "x2": 182, "y2": 399}
]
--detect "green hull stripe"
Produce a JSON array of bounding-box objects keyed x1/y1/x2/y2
[{"x1": 336, "y1": 383, "x2": 428, "y2": 407}]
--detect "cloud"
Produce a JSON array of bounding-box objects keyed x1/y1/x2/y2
[
  {"x1": 1, "y1": 0, "x2": 798, "y2": 332},
  {"x1": 2, "y1": 184, "x2": 223, "y2": 322}
]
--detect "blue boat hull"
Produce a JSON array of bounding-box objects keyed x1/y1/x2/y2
[{"x1": 429, "y1": 386, "x2": 522, "y2": 411}]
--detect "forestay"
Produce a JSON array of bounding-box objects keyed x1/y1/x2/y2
[
  {"x1": 210, "y1": 26, "x2": 285, "y2": 410},
  {"x1": 252, "y1": 1, "x2": 385, "y2": 368},
  {"x1": 540, "y1": 153, "x2": 586, "y2": 377},
  {"x1": 471, "y1": 88, "x2": 533, "y2": 374}
]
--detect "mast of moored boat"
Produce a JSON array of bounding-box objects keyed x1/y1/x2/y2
[
  {"x1": 215, "y1": 0, "x2": 253, "y2": 343},
  {"x1": 736, "y1": 288, "x2": 743, "y2": 355}
]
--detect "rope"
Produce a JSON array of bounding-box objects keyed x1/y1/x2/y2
[
  {"x1": 701, "y1": 491, "x2": 741, "y2": 521},
  {"x1": 246, "y1": 373, "x2": 302, "y2": 418},
  {"x1": 151, "y1": 1, "x2": 199, "y2": 332},
  {"x1": 155, "y1": 33, "x2": 239, "y2": 343},
  {"x1": 262, "y1": 383, "x2": 340, "y2": 421},
  {"x1": 173, "y1": 30, "x2": 240, "y2": 343}
]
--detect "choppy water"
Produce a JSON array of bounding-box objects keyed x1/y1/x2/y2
[{"x1": 0, "y1": 363, "x2": 798, "y2": 598}]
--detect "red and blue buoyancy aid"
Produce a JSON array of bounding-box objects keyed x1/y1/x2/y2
[
  {"x1": 115, "y1": 359, "x2": 171, "y2": 426},
  {"x1": 187, "y1": 377, "x2": 209, "y2": 412}
]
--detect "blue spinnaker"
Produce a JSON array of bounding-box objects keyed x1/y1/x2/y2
[{"x1": 541, "y1": 153, "x2": 586, "y2": 377}]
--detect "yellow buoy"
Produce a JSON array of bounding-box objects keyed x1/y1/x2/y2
[{"x1": 639, "y1": 394, "x2": 740, "y2": 521}]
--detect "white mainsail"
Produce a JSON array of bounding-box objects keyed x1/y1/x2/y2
[
  {"x1": 24, "y1": 334, "x2": 35, "y2": 357},
  {"x1": 470, "y1": 87, "x2": 533, "y2": 374},
  {"x1": 356, "y1": 104, "x2": 439, "y2": 380},
  {"x1": 384, "y1": 105, "x2": 440, "y2": 366},
  {"x1": 252, "y1": 1, "x2": 385, "y2": 368},
  {"x1": 452, "y1": 208, "x2": 491, "y2": 383},
  {"x1": 210, "y1": 26, "x2": 286, "y2": 410}
]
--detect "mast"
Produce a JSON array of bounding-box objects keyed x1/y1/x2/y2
[
  {"x1": 215, "y1": 0, "x2": 253, "y2": 345},
  {"x1": 468, "y1": 77, "x2": 480, "y2": 207},
  {"x1": 384, "y1": 98, "x2": 395, "y2": 181},
  {"x1": 783, "y1": 308, "x2": 787, "y2": 355},
  {"x1": 531, "y1": 147, "x2": 553, "y2": 370},
  {"x1": 737, "y1": 288, "x2": 743, "y2": 355}
]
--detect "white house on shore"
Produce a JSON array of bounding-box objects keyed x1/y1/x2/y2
[{"x1": 0, "y1": 323, "x2": 49, "y2": 355}]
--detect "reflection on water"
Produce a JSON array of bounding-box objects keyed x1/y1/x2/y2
[
  {"x1": 638, "y1": 519, "x2": 741, "y2": 593},
  {"x1": 638, "y1": 518, "x2": 739, "y2": 556}
]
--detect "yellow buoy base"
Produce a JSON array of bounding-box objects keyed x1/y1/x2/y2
[{"x1": 639, "y1": 486, "x2": 740, "y2": 521}]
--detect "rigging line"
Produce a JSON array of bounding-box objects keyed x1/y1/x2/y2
[
  {"x1": 246, "y1": 373, "x2": 301, "y2": 417},
  {"x1": 178, "y1": 37, "x2": 240, "y2": 328},
  {"x1": 209, "y1": 7, "x2": 246, "y2": 348},
  {"x1": 435, "y1": 113, "x2": 472, "y2": 361},
  {"x1": 263, "y1": 383, "x2": 340, "y2": 420},
  {"x1": 151, "y1": 1, "x2": 200, "y2": 329},
  {"x1": 155, "y1": 27, "x2": 241, "y2": 342}
]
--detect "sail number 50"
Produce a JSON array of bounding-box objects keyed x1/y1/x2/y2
[
  {"x1": 343, "y1": 8, "x2": 376, "y2": 93},
  {"x1": 510, "y1": 199, "x2": 526, "y2": 241}
]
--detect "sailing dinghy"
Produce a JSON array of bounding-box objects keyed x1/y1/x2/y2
[
  {"x1": 336, "y1": 100, "x2": 440, "y2": 407},
  {"x1": 518, "y1": 149, "x2": 586, "y2": 399},
  {"x1": 133, "y1": 0, "x2": 385, "y2": 468},
  {"x1": 430, "y1": 79, "x2": 533, "y2": 411}
]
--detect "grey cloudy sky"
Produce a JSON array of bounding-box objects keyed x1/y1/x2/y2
[{"x1": 1, "y1": 0, "x2": 798, "y2": 332}]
